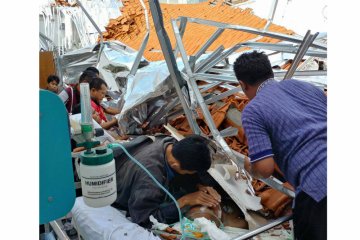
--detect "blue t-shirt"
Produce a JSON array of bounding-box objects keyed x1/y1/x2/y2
[{"x1": 242, "y1": 79, "x2": 327, "y2": 202}]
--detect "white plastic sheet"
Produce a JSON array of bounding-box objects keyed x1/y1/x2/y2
[{"x1": 71, "y1": 197, "x2": 161, "y2": 240}]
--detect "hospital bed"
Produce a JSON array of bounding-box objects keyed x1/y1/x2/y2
[{"x1": 71, "y1": 197, "x2": 161, "y2": 240}]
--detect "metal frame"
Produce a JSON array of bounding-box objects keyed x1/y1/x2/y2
[
  {"x1": 197, "y1": 43, "x2": 243, "y2": 74},
  {"x1": 76, "y1": 0, "x2": 104, "y2": 65},
  {"x1": 148, "y1": 1, "x2": 326, "y2": 238},
  {"x1": 231, "y1": 215, "x2": 293, "y2": 240},
  {"x1": 149, "y1": 0, "x2": 201, "y2": 135},
  {"x1": 129, "y1": 0, "x2": 150, "y2": 77},
  {"x1": 196, "y1": 70, "x2": 327, "y2": 83},
  {"x1": 263, "y1": 0, "x2": 279, "y2": 32},
  {"x1": 182, "y1": 17, "x2": 327, "y2": 50},
  {"x1": 283, "y1": 31, "x2": 319, "y2": 79},
  {"x1": 173, "y1": 17, "x2": 188, "y2": 59},
  {"x1": 170, "y1": 18, "x2": 247, "y2": 182},
  {"x1": 193, "y1": 28, "x2": 225, "y2": 63},
  {"x1": 167, "y1": 17, "x2": 326, "y2": 200},
  {"x1": 240, "y1": 42, "x2": 327, "y2": 58},
  {"x1": 49, "y1": 220, "x2": 71, "y2": 240},
  {"x1": 195, "y1": 45, "x2": 225, "y2": 72}
]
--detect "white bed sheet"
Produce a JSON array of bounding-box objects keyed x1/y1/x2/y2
[{"x1": 71, "y1": 197, "x2": 161, "y2": 240}]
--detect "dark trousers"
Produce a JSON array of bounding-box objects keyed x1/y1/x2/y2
[{"x1": 294, "y1": 191, "x2": 327, "y2": 240}]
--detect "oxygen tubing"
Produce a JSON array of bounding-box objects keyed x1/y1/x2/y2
[{"x1": 108, "y1": 142, "x2": 185, "y2": 239}]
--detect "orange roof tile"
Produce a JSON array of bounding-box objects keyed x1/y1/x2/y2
[{"x1": 102, "y1": 0, "x2": 294, "y2": 61}]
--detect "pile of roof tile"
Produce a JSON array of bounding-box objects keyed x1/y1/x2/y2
[
  {"x1": 103, "y1": 0, "x2": 146, "y2": 42},
  {"x1": 54, "y1": 0, "x2": 77, "y2": 7},
  {"x1": 102, "y1": 0, "x2": 294, "y2": 61},
  {"x1": 144, "y1": 83, "x2": 250, "y2": 156},
  {"x1": 280, "y1": 59, "x2": 305, "y2": 70},
  {"x1": 252, "y1": 179, "x2": 293, "y2": 218}
]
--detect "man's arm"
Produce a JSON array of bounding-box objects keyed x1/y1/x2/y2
[
  {"x1": 128, "y1": 178, "x2": 220, "y2": 228},
  {"x1": 100, "y1": 117, "x2": 118, "y2": 130},
  {"x1": 196, "y1": 184, "x2": 221, "y2": 203},
  {"x1": 242, "y1": 106, "x2": 275, "y2": 179},
  {"x1": 128, "y1": 178, "x2": 178, "y2": 228},
  {"x1": 103, "y1": 106, "x2": 120, "y2": 115},
  {"x1": 177, "y1": 190, "x2": 221, "y2": 209},
  {"x1": 244, "y1": 156, "x2": 275, "y2": 179},
  {"x1": 92, "y1": 111, "x2": 102, "y2": 124},
  {"x1": 100, "y1": 101, "x2": 121, "y2": 115}
]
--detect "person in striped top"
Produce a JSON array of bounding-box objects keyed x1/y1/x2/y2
[{"x1": 233, "y1": 51, "x2": 327, "y2": 240}]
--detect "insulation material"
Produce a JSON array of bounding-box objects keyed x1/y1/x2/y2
[
  {"x1": 102, "y1": 0, "x2": 294, "y2": 61},
  {"x1": 59, "y1": 40, "x2": 147, "y2": 87},
  {"x1": 40, "y1": 0, "x2": 122, "y2": 53},
  {"x1": 58, "y1": 44, "x2": 98, "y2": 85},
  {"x1": 208, "y1": 164, "x2": 263, "y2": 229},
  {"x1": 97, "y1": 41, "x2": 148, "y2": 91}
]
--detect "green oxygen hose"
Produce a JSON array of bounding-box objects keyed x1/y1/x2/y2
[{"x1": 108, "y1": 142, "x2": 185, "y2": 239}]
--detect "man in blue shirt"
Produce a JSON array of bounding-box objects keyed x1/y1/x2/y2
[{"x1": 233, "y1": 51, "x2": 327, "y2": 240}]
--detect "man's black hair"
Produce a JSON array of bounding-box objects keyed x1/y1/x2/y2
[
  {"x1": 172, "y1": 135, "x2": 211, "y2": 172},
  {"x1": 85, "y1": 66, "x2": 100, "y2": 75},
  {"x1": 89, "y1": 77, "x2": 108, "y2": 90},
  {"x1": 79, "y1": 70, "x2": 97, "y2": 84},
  {"x1": 47, "y1": 75, "x2": 60, "y2": 84},
  {"x1": 233, "y1": 51, "x2": 274, "y2": 86}
]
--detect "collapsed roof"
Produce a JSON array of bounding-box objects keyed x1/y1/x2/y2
[{"x1": 102, "y1": 0, "x2": 294, "y2": 61}]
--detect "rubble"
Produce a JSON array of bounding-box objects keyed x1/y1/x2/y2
[
  {"x1": 145, "y1": 81, "x2": 320, "y2": 218},
  {"x1": 102, "y1": 0, "x2": 294, "y2": 61},
  {"x1": 53, "y1": 0, "x2": 77, "y2": 7},
  {"x1": 154, "y1": 84, "x2": 250, "y2": 156},
  {"x1": 62, "y1": 0, "x2": 325, "y2": 222}
]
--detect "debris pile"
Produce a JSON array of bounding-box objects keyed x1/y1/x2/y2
[
  {"x1": 102, "y1": 0, "x2": 294, "y2": 61},
  {"x1": 54, "y1": 0, "x2": 77, "y2": 7},
  {"x1": 103, "y1": 0, "x2": 146, "y2": 42},
  {"x1": 146, "y1": 83, "x2": 296, "y2": 218},
  {"x1": 142, "y1": 83, "x2": 250, "y2": 156},
  {"x1": 253, "y1": 180, "x2": 293, "y2": 218}
]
